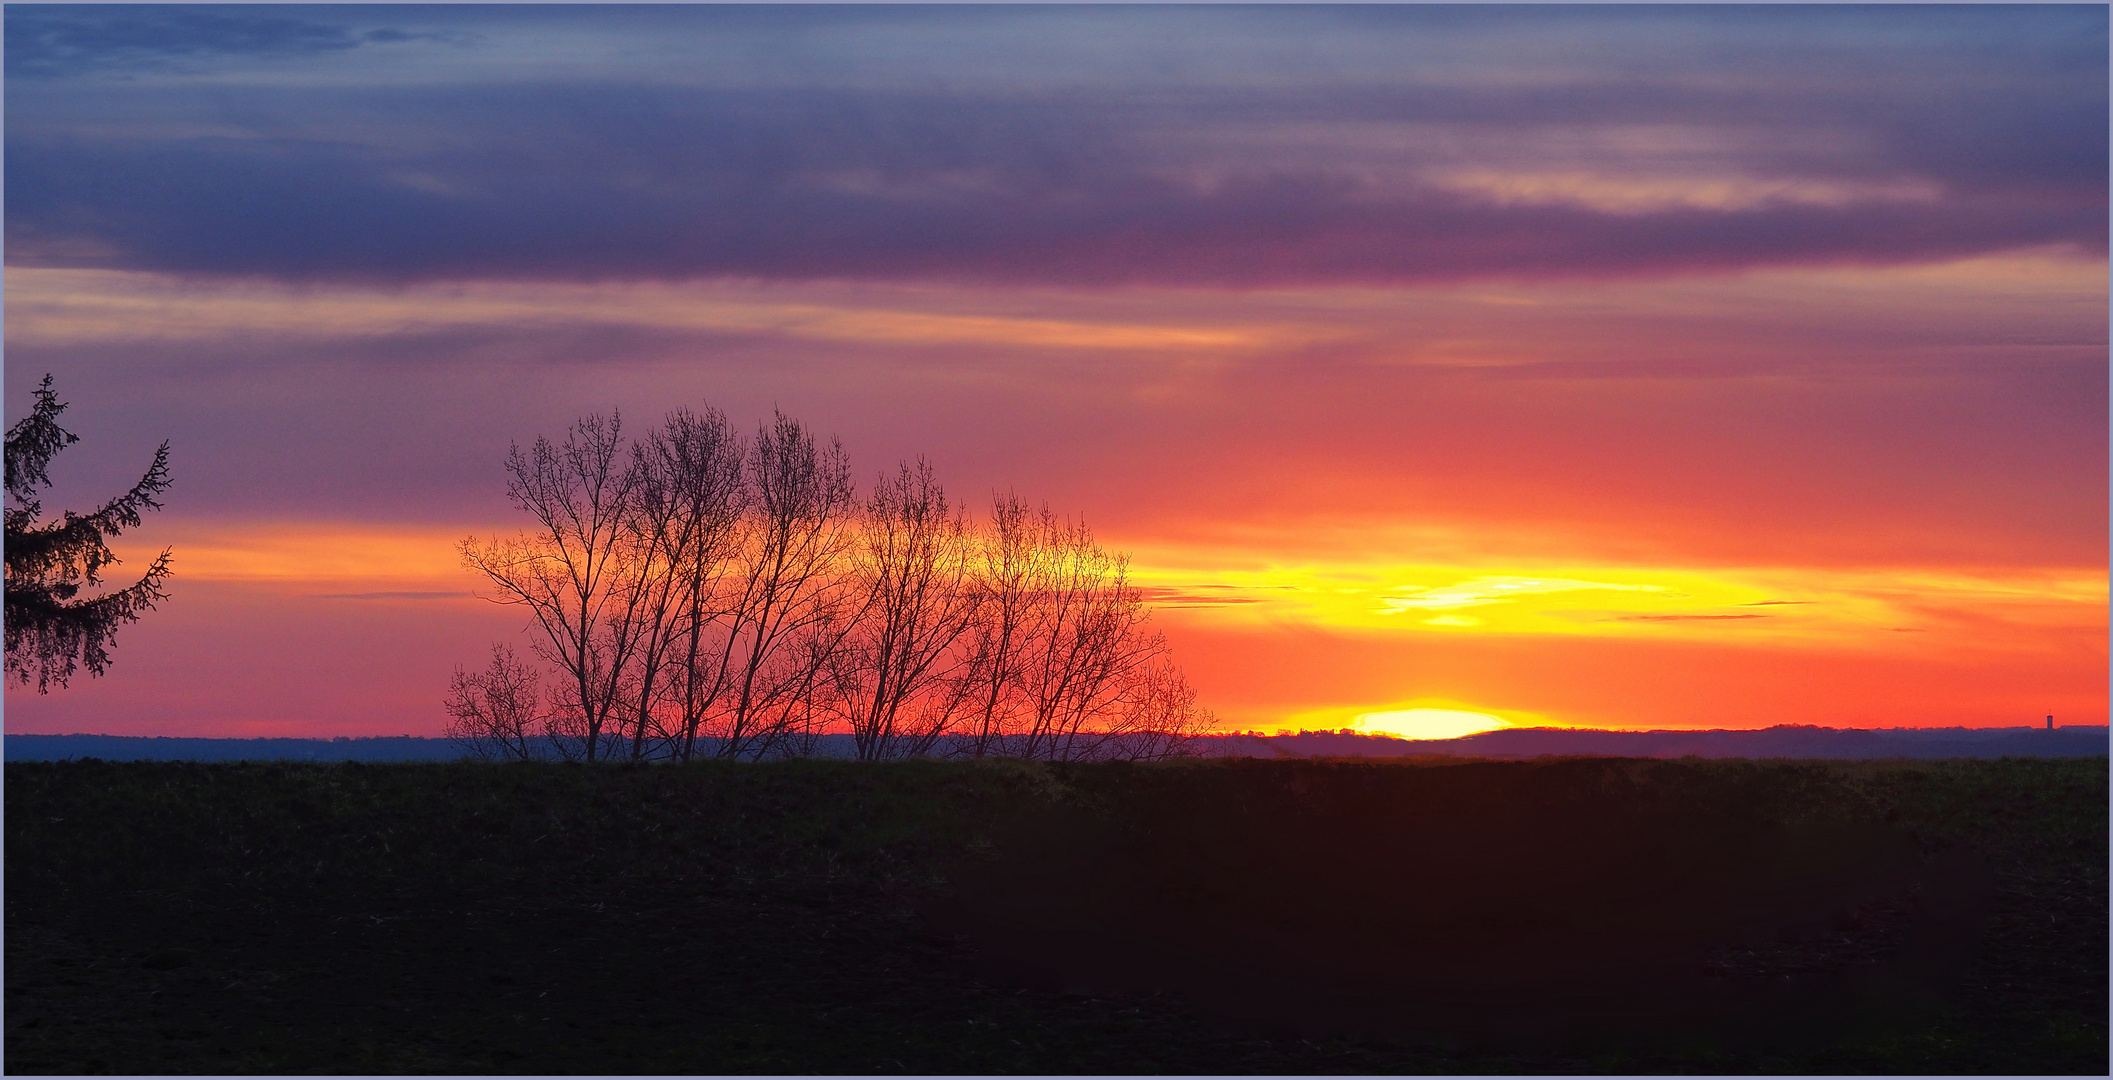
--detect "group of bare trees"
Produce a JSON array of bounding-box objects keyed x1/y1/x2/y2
[{"x1": 450, "y1": 407, "x2": 1213, "y2": 763}]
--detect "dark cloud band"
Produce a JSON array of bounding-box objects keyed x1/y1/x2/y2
[{"x1": 6, "y1": 6, "x2": 2104, "y2": 287}]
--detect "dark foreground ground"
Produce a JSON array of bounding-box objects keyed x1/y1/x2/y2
[{"x1": 7, "y1": 756, "x2": 2106, "y2": 1074}]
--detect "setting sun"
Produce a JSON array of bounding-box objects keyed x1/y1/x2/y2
[{"x1": 1353, "y1": 709, "x2": 1510, "y2": 741}]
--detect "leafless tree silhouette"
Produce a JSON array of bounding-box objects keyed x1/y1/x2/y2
[
  {"x1": 704, "y1": 409, "x2": 858, "y2": 759},
  {"x1": 949, "y1": 491, "x2": 1043, "y2": 759},
  {"x1": 1012, "y1": 513, "x2": 1167, "y2": 761},
  {"x1": 613, "y1": 409, "x2": 753, "y2": 760},
  {"x1": 830, "y1": 459, "x2": 982, "y2": 761},
  {"x1": 640, "y1": 408, "x2": 751, "y2": 762},
  {"x1": 461, "y1": 414, "x2": 644, "y2": 762},
  {"x1": 456, "y1": 405, "x2": 1215, "y2": 762},
  {"x1": 1099, "y1": 660, "x2": 1216, "y2": 761},
  {"x1": 443, "y1": 643, "x2": 548, "y2": 761}
]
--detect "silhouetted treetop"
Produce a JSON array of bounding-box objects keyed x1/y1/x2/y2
[{"x1": 4, "y1": 375, "x2": 173, "y2": 692}]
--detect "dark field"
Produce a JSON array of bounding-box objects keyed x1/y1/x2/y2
[{"x1": 6, "y1": 756, "x2": 2106, "y2": 1074}]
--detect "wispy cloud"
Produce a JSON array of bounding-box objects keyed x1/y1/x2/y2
[{"x1": 1137, "y1": 584, "x2": 1294, "y2": 609}]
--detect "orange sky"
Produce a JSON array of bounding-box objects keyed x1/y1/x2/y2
[
  {"x1": 8, "y1": 253, "x2": 2104, "y2": 737},
  {"x1": 4, "y1": 7, "x2": 2104, "y2": 737}
]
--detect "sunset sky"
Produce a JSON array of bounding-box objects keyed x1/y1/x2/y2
[{"x1": 5, "y1": 4, "x2": 2105, "y2": 738}]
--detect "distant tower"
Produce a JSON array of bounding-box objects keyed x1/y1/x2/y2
[{"x1": 2047, "y1": 715, "x2": 2055, "y2": 730}]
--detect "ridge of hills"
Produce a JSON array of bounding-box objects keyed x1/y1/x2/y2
[
  {"x1": 5, "y1": 724, "x2": 2104, "y2": 762},
  {"x1": 1239, "y1": 723, "x2": 2108, "y2": 760}
]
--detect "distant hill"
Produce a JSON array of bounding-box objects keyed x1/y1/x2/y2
[
  {"x1": 6, "y1": 724, "x2": 2105, "y2": 763},
  {"x1": 3, "y1": 735, "x2": 471, "y2": 763},
  {"x1": 1208, "y1": 724, "x2": 2111, "y2": 761}
]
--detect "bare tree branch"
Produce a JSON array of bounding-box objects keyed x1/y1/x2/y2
[{"x1": 461, "y1": 413, "x2": 640, "y2": 762}]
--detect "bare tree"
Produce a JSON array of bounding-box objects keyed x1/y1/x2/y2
[
  {"x1": 943, "y1": 499, "x2": 1211, "y2": 761},
  {"x1": 461, "y1": 413, "x2": 645, "y2": 762},
  {"x1": 948, "y1": 491, "x2": 1041, "y2": 759},
  {"x1": 1098, "y1": 660, "x2": 1216, "y2": 761},
  {"x1": 701, "y1": 409, "x2": 858, "y2": 759},
  {"x1": 613, "y1": 409, "x2": 749, "y2": 761},
  {"x1": 832, "y1": 458, "x2": 982, "y2": 761},
  {"x1": 642, "y1": 408, "x2": 751, "y2": 762},
  {"x1": 443, "y1": 643, "x2": 548, "y2": 761},
  {"x1": 1015, "y1": 514, "x2": 1167, "y2": 761}
]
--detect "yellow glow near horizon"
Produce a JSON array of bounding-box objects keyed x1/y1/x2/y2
[
  {"x1": 1353, "y1": 708, "x2": 1509, "y2": 740},
  {"x1": 1123, "y1": 540, "x2": 2108, "y2": 655},
  {"x1": 109, "y1": 518, "x2": 2106, "y2": 659},
  {"x1": 28, "y1": 516, "x2": 2103, "y2": 735}
]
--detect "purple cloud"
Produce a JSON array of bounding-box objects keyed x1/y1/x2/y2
[{"x1": 5, "y1": 6, "x2": 2102, "y2": 287}]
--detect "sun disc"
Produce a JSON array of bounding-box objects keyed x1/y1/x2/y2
[{"x1": 1354, "y1": 708, "x2": 1507, "y2": 740}]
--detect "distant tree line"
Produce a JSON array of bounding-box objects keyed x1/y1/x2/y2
[{"x1": 451, "y1": 407, "x2": 1213, "y2": 763}]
